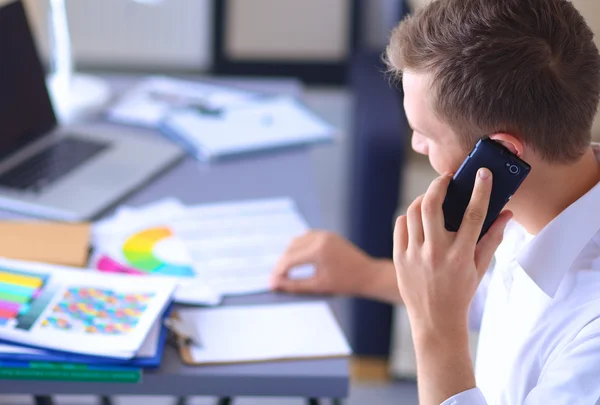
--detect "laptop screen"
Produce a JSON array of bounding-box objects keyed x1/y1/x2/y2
[{"x1": 0, "y1": 0, "x2": 58, "y2": 159}]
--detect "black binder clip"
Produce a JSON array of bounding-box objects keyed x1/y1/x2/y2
[{"x1": 164, "y1": 317, "x2": 202, "y2": 348}]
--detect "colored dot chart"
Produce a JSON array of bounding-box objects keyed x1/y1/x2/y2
[
  {"x1": 41, "y1": 288, "x2": 155, "y2": 335},
  {"x1": 97, "y1": 226, "x2": 195, "y2": 278}
]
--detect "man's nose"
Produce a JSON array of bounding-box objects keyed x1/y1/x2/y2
[{"x1": 411, "y1": 133, "x2": 428, "y2": 155}]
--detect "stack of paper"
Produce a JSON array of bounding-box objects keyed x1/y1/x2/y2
[
  {"x1": 0, "y1": 315, "x2": 166, "y2": 369},
  {"x1": 91, "y1": 197, "x2": 315, "y2": 304},
  {"x1": 106, "y1": 76, "x2": 259, "y2": 128},
  {"x1": 106, "y1": 76, "x2": 336, "y2": 161},
  {"x1": 0, "y1": 258, "x2": 176, "y2": 360},
  {"x1": 160, "y1": 96, "x2": 335, "y2": 161}
]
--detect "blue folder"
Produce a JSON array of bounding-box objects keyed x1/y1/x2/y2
[{"x1": 0, "y1": 306, "x2": 172, "y2": 369}]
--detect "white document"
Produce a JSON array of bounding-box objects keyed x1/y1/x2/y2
[
  {"x1": 106, "y1": 76, "x2": 259, "y2": 127},
  {"x1": 0, "y1": 344, "x2": 44, "y2": 356},
  {"x1": 178, "y1": 302, "x2": 351, "y2": 364},
  {"x1": 92, "y1": 198, "x2": 222, "y2": 306},
  {"x1": 0, "y1": 258, "x2": 176, "y2": 359},
  {"x1": 134, "y1": 318, "x2": 162, "y2": 358},
  {"x1": 93, "y1": 198, "x2": 187, "y2": 246},
  {"x1": 175, "y1": 198, "x2": 314, "y2": 295},
  {"x1": 162, "y1": 96, "x2": 335, "y2": 161},
  {"x1": 91, "y1": 197, "x2": 314, "y2": 298}
]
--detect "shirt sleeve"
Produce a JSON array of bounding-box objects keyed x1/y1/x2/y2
[
  {"x1": 442, "y1": 320, "x2": 600, "y2": 405},
  {"x1": 441, "y1": 388, "x2": 487, "y2": 405},
  {"x1": 523, "y1": 320, "x2": 600, "y2": 404}
]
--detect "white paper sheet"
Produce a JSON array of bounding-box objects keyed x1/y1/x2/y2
[
  {"x1": 106, "y1": 76, "x2": 259, "y2": 127},
  {"x1": 135, "y1": 318, "x2": 161, "y2": 358},
  {"x1": 0, "y1": 316, "x2": 162, "y2": 359},
  {"x1": 173, "y1": 198, "x2": 313, "y2": 295},
  {"x1": 92, "y1": 197, "x2": 314, "y2": 298},
  {"x1": 0, "y1": 343, "x2": 44, "y2": 355},
  {"x1": 163, "y1": 96, "x2": 335, "y2": 160},
  {"x1": 178, "y1": 302, "x2": 351, "y2": 364}
]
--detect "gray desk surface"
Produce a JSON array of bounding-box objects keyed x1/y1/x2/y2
[{"x1": 0, "y1": 76, "x2": 350, "y2": 398}]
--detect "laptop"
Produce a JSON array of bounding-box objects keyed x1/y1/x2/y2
[{"x1": 0, "y1": 0, "x2": 183, "y2": 221}]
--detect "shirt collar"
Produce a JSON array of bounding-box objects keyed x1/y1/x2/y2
[{"x1": 517, "y1": 143, "x2": 600, "y2": 298}]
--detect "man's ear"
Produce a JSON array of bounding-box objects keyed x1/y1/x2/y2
[{"x1": 489, "y1": 133, "x2": 525, "y2": 158}]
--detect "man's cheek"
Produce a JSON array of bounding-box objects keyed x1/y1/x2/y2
[
  {"x1": 427, "y1": 154, "x2": 447, "y2": 175},
  {"x1": 429, "y1": 160, "x2": 445, "y2": 176}
]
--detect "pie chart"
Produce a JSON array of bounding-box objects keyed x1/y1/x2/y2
[{"x1": 121, "y1": 226, "x2": 195, "y2": 277}]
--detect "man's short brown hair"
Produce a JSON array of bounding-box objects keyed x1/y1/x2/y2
[{"x1": 386, "y1": 0, "x2": 600, "y2": 162}]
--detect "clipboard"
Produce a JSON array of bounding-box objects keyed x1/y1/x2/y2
[
  {"x1": 168, "y1": 302, "x2": 352, "y2": 366},
  {"x1": 166, "y1": 311, "x2": 206, "y2": 366}
]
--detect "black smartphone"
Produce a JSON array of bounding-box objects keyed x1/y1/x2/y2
[{"x1": 442, "y1": 137, "x2": 531, "y2": 240}]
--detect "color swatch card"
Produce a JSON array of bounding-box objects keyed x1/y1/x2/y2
[
  {"x1": 0, "y1": 258, "x2": 176, "y2": 359},
  {"x1": 91, "y1": 197, "x2": 315, "y2": 299}
]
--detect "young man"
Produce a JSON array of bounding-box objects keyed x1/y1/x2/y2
[{"x1": 270, "y1": 0, "x2": 600, "y2": 404}]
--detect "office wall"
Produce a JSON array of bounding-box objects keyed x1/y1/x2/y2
[
  {"x1": 22, "y1": 0, "x2": 363, "y2": 73},
  {"x1": 23, "y1": 0, "x2": 213, "y2": 71},
  {"x1": 225, "y1": 0, "x2": 352, "y2": 62},
  {"x1": 361, "y1": 0, "x2": 401, "y2": 50}
]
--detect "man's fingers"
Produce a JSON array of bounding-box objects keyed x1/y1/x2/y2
[
  {"x1": 407, "y1": 195, "x2": 425, "y2": 246},
  {"x1": 271, "y1": 276, "x2": 321, "y2": 295},
  {"x1": 475, "y1": 210, "x2": 513, "y2": 276},
  {"x1": 394, "y1": 215, "x2": 409, "y2": 254},
  {"x1": 270, "y1": 237, "x2": 317, "y2": 289},
  {"x1": 422, "y1": 174, "x2": 453, "y2": 241},
  {"x1": 457, "y1": 168, "x2": 493, "y2": 247}
]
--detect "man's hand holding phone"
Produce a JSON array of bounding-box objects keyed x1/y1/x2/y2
[{"x1": 393, "y1": 168, "x2": 512, "y2": 336}]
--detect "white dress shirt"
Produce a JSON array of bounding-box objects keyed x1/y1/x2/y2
[{"x1": 443, "y1": 144, "x2": 600, "y2": 405}]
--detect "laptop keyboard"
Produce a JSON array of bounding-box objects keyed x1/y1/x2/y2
[{"x1": 0, "y1": 137, "x2": 109, "y2": 192}]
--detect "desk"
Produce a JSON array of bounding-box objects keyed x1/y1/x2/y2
[{"x1": 0, "y1": 76, "x2": 350, "y2": 402}]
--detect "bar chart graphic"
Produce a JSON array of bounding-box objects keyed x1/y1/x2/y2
[{"x1": 0, "y1": 267, "x2": 49, "y2": 329}]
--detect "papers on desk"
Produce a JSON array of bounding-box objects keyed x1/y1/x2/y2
[
  {"x1": 175, "y1": 302, "x2": 351, "y2": 365},
  {"x1": 0, "y1": 258, "x2": 176, "y2": 359},
  {"x1": 0, "y1": 316, "x2": 166, "y2": 367},
  {"x1": 160, "y1": 96, "x2": 335, "y2": 161},
  {"x1": 106, "y1": 75, "x2": 336, "y2": 161},
  {"x1": 106, "y1": 76, "x2": 259, "y2": 128},
  {"x1": 91, "y1": 197, "x2": 315, "y2": 304}
]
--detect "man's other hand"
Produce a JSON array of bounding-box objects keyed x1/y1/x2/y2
[{"x1": 270, "y1": 231, "x2": 379, "y2": 296}]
